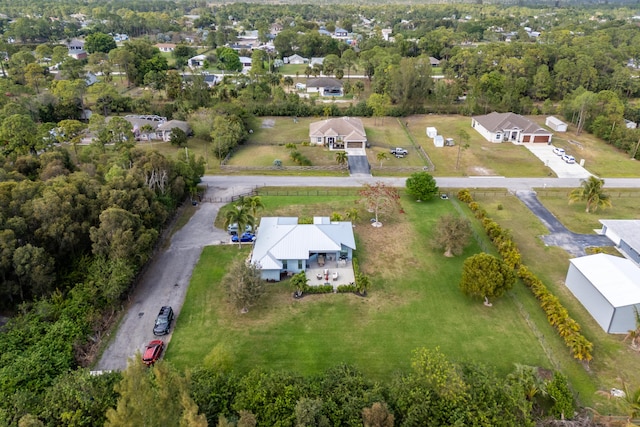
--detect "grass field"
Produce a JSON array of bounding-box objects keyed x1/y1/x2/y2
[
  {"x1": 167, "y1": 194, "x2": 552, "y2": 383},
  {"x1": 137, "y1": 114, "x2": 637, "y2": 177}
]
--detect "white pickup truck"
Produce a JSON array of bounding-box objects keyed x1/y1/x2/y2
[{"x1": 390, "y1": 147, "x2": 408, "y2": 157}]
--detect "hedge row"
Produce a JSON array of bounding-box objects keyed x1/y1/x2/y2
[
  {"x1": 456, "y1": 189, "x2": 593, "y2": 364},
  {"x1": 303, "y1": 284, "x2": 334, "y2": 294}
]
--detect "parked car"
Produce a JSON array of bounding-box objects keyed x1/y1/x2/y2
[
  {"x1": 231, "y1": 232, "x2": 256, "y2": 243},
  {"x1": 153, "y1": 306, "x2": 174, "y2": 336},
  {"x1": 142, "y1": 340, "x2": 164, "y2": 366},
  {"x1": 227, "y1": 223, "x2": 253, "y2": 235},
  {"x1": 553, "y1": 147, "x2": 565, "y2": 156},
  {"x1": 562, "y1": 154, "x2": 576, "y2": 164},
  {"x1": 390, "y1": 147, "x2": 408, "y2": 156}
]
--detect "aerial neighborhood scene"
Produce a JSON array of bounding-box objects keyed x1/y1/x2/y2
[{"x1": 3, "y1": 0, "x2": 640, "y2": 425}]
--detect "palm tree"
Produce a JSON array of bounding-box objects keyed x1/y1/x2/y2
[
  {"x1": 376, "y1": 152, "x2": 388, "y2": 167},
  {"x1": 568, "y1": 176, "x2": 612, "y2": 213},
  {"x1": 242, "y1": 195, "x2": 265, "y2": 221},
  {"x1": 223, "y1": 204, "x2": 255, "y2": 248},
  {"x1": 335, "y1": 151, "x2": 348, "y2": 168}
]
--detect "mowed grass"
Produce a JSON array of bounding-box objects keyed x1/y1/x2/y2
[
  {"x1": 406, "y1": 115, "x2": 554, "y2": 177},
  {"x1": 472, "y1": 190, "x2": 640, "y2": 413},
  {"x1": 168, "y1": 194, "x2": 551, "y2": 382}
]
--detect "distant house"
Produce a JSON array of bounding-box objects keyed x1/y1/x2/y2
[
  {"x1": 381, "y1": 28, "x2": 392, "y2": 41},
  {"x1": 238, "y1": 56, "x2": 252, "y2": 68},
  {"x1": 156, "y1": 120, "x2": 192, "y2": 142},
  {"x1": 429, "y1": 56, "x2": 441, "y2": 67},
  {"x1": 188, "y1": 54, "x2": 207, "y2": 68},
  {"x1": 599, "y1": 220, "x2": 640, "y2": 264},
  {"x1": 625, "y1": 119, "x2": 637, "y2": 129},
  {"x1": 155, "y1": 43, "x2": 176, "y2": 53},
  {"x1": 309, "y1": 117, "x2": 367, "y2": 150},
  {"x1": 250, "y1": 216, "x2": 356, "y2": 282},
  {"x1": 286, "y1": 54, "x2": 308, "y2": 64},
  {"x1": 67, "y1": 39, "x2": 87, "y2": 60},
  {"x1": 306, "y1": 77, "x2": 343, "y2": 96},
  {"x1": 310, "y1": 57, "x2": 324, "y2": 66},
  {"x1": 334, "y1": 27, "x2": 348, "y2": 38},
  {"x1": 121, "y1": 115, "x2": 191, "y2": 142},
  {"x1": 471, "y1": 112, "x2": 553, "y2": 143},
  {"x1": 565, "y1": 253, "x2": 640, "y2": 333},
  {"x1": 545, "y1": 116, "x2": 568, "y2": 132}
]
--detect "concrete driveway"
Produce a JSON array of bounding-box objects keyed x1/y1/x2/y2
[{"x1": 524, "y1": 144, "x2": 592, "y2": 179}]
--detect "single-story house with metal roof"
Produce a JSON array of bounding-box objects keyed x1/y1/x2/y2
[
  {"x1": 471, "y1": 112, "x2": 553, "y2": 144},
  {"x1": 306, "y1": 77, "x2": 343, "y2": 96},
  {"x1": 250, "y1": 217, "x2": 356, "y2": 282},
  {"x1": 565, "y1": 253, "x2": 640, "y2": 333},
  {"x1": 309, "y1": 117, "x2": 367, "y2": 150},
  {"x1": 599, "y1": 220, "x2": 640, "y2": 264}
]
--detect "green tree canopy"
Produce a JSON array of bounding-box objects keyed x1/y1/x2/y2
[
  {"x1": 405, "y1": 171, "x2": 439, "y2": 201},
  {"x1": 85, "y1": 32, "x2": 117, "y2": 54},
  {"x1": 459, "y1": 253, "x2": 515, "y2": 305}
]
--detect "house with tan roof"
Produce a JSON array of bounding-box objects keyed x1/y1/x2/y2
[
  {"x1": 471, "y1": 112, "x2": 552, "y2": 143},
  {"x1": 309, "y1": 117, "x2": 367, "y2": 150},
  {"x1": 306, "y1": 77, "x2": 342, "y2": 96}
]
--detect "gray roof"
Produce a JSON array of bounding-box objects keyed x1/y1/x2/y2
[
  {"x1": 570, "y1": 254, "x2": 640, "y2": 308},
  {"x1": 600, "y1": 220, "x2": 640, "y2": 253},
  {"x1": 157, "y1": 120, "x2": 191, "y2": 134},
  {"x1": 251, "y1": 217, "x2": 356, "y2": 270},
  {"x1": 307, "y1": 77, "x2": 342, "y2": 88},
  {"x1": 309, "y1": 117, "x2": 367, "y2": 142},
  {"x1": 473, "y1": 112, "x2": 552, "y2": 135}
]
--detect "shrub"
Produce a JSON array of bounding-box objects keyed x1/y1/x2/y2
[
  {"x1": 285, "y1": 143, "x2": 297, "y2": 150},
  {"x1": 299, "y1": 216, "x2": 312, "y2": 224},
  {"x1": 457, "y1": 189, "x2": 473, "y2": 203},
  {"x1": 337, "y1": 284, "x2": 357, "y2": 293},
  {"x1": 303, "y1": 284, "x2": 334, "y2": 294}
]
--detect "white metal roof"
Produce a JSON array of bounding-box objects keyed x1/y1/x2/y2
[
  {"x1": 570, "y1": 253, "x2": 640, "y2": 308},
  {"x1": 251, "y1": 217, "x2": 356, "y2": 269},
  {"x1": 599, "y1": 220, "x2": 640, "y2": 253}
]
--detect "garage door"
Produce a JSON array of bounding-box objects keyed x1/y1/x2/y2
[
  {"x1": 522, "y1": 135, "x2": 531, "y2": 142},
  {"x1": 533, "y1": 135, "x2": 550, "y2": 143}
]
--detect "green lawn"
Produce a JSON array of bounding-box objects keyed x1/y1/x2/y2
[{"x1": 167, "y1": 195, "x2": 551, "y2": 383}]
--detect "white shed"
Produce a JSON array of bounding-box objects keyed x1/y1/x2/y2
[
  {"x1": 433, "y1": 135, "x2": 444, "y2": 147},
  {"x1": 426, "y1": 127, "x2": 437, "y2": 138},
  {"x1": 545, "y1": 116, "x2": 567, "y2": 132},
  {"x1": 565, "y1": 254, "x2": 640, "y2": 333}
]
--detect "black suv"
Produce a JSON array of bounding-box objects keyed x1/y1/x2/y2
[{"x1": 153, "y1": 306, "x2": 174, "y2": 336}]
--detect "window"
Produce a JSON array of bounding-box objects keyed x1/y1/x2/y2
[
  {"x1": 317, "y1": 137, "x2": 322, "y2": 143},
  {"x1": 282, "y1": 260, "x2": 287, "y2": 269},
  {"x1": 298, "y1": 260, "x2": 303, "y2": 269}
]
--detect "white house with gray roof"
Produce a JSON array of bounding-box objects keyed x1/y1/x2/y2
[
  {"x1": 471, "y1": 112, "x2": 552, "y2": 143},
  {"x1": 309, "y1": 117, "x2": 367, "y2": 150},
  {"x1": 599, "y1": 220, "x2": 640, "y2": 264},
  {"x1": 250, "y1": 217, "x2": 356, "y2": 281}
]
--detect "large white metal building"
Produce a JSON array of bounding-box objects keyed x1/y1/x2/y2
[{"x1": 565, "y1": 253, "x2": 640, "y2": 333}]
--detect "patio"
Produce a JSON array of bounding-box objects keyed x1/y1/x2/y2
[{"x1": 305, "y1": 257, "x2": 355, "y2": 289}]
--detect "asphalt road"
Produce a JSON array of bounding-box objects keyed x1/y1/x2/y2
[{"x1": 95, "y1": 175, "x2": 640, "y2": 371}]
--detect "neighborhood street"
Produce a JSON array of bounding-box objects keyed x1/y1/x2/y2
[{"x1": 95, "y1": 175, "x2": 640, "y2": 371}]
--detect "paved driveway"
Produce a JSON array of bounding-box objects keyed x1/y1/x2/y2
[
  {"x1": 516, "y1": 190, "x2": 611, "y2": 257},
  {"x1": 524, "y1": 144, "x2": 592, "y2": 179},
  {"x1": 95, "y1": 185, "x2": 238, "y2": 371}
]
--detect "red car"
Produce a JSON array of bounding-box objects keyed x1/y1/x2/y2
[{"x1": 142, "y1": 340, "x2": 164, "y2": 366}]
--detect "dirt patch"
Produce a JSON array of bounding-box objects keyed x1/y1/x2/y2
[
  {"x1": 261, "y1": 119, "x2": 275, "y2": 128},
  {"x1": 470, "y1": 166, "x2": 496, "y2": 175}
]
